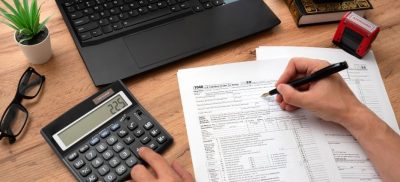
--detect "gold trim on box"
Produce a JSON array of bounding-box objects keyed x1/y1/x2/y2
[{"x1": 301, "y1": 0, "x2": 372, "y2": 14}]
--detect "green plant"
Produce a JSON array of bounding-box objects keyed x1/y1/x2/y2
[{"x1": 0, "y1": 0, "x2": 50, "y2": 42}]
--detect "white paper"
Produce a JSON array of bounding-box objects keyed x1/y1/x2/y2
[
  {"x1": 178, "y1": 61, "x2": 342, "y2": 182},
  {"x1": 256, "y1": 46, "x2": 400, "y2": 181}
]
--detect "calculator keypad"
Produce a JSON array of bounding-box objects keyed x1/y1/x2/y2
[{"x1": 65, "y1": 108, "x2": 172, "y2": 182}]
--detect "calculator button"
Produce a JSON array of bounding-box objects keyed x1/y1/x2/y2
[
  {"x1": 119, "y1": 149, "x2": 131, "y2": 159},
  {"x1": 79, "y1": 165, "x2": 92, "y2": 177},
  {"x1": 143, "y1": 121, "x2": 154, "y2": 130},
  {"x1": 106, "y1": 135, "x2": 118, "y2": 145},
  {"x1": 133, "y1": 128, "x2": 144, "y2": 137},
  {"x1": 147, "y1": 141, "x2": 158, "y2": 150},
  {"x1": 103, "y1": 150, "x2": 114, "y2": 160},
  {"x1": 87, "y1": 174, "x2": 98, "y2": 182},
  {"x1": 85, "y1": 150, "x2": 97, "y2": 161},
  {"x1": 100, "y1": 129, "x2": 110, "y2": 138},
  {"x1": 92, "y1": 157, "x2": 104, "y2": 168},
  {"x1": 98, "y1": 165, "x2": 110, "y2": 176},
  {"x1": 119, "y1": 114, "x2": 127, "y2": 122},
  {"x1": 115, "y1": 164, "x2": 127, "y2": 175},
  {"x1": 90, "y1": 136, "x2": 100, "y2": 146},
  {"x1": 149, "y1": 128, "x2": 160, "y2": 137},
  {"x1": 130, "y1": 142, "x2": 144, "y2": 158},
  {"x1": 110, "y1": 123, "x2": 120, "y2": 131},
  {"x1": 123, "y1": 135, "x2": 135, "y2": 144},
  {"x1": 96, "y1": 142, "x2": 108, "y2": 153},
  {"x1": 68, "y1": 152, "x2": 78, "y2": 161},
  {"x1": 104, "y1": 172, "x2": 117, "y2": 182},
  {"x1": 156, "y1": 135, "x2": 167, "y2": 144},
  {"x1": 125, "y1": 156, "x2": 138, "y2": 167},
  {"x1": 109, "y1": 157, "x2": 121, "y2": 167},
  {"x1": 113, "y1": 142, "x2": 124, "y2": 152},
  {"x1": 140, "y1": 135, "x2": 151, "y2": 144},
  {"x1": 127, "y1": 121, "x2": 138, "y2": 130},
  {"x1": 117, "y1": 128, "x2": 128, "y2": 137},
  {"x1": 73, "y1": 159, "x2": 85, "y2": 169},
  {"x1": 79, "y1": 144, "x2": 90, "y2": 153}
]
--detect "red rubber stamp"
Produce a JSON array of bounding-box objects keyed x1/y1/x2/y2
[{"x1": 333, "y1": 12, "x2": 380, "y2": 58}]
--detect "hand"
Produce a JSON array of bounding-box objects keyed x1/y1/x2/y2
[
  {"x1": 130, "y1": 147, "x2": 194, "y2": 182},
  {"x1": 275, "y1": 58, "x2": 366, "y2": 127}
]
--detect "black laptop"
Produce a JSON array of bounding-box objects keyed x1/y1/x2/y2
[{"x1": 57, "y1": 0, "x2": 280, "y2": 86}]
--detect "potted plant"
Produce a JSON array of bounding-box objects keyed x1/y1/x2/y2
[{"x1": 0, "y1": 0, "x2": 52, "y2": 64}]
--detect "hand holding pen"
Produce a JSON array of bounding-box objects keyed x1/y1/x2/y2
[
  {"x1": 269, "y1": 58, "x2": 364, "y2": 127},
  {"x1": 262, "y1": 61, "x2": 348, "y2": 97}
]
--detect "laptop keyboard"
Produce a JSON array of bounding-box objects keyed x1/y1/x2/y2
[{"x1": 62, "y1": 0, "x2": 224, "y2": 46}]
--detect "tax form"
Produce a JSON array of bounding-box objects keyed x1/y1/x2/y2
[
  {"x1": 178, "y1": 61, "x2": 343, "y2": 182},
  {"x1": 256, "y1": 46, "x2": 400, "y2": 181}
]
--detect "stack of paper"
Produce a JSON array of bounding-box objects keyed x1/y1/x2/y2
[{"x1": 177, "y1": 46, "x2": 398, "y2": 182}]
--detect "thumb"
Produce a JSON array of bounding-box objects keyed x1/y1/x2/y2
[{"x1": 277, "y1": 84, "x2": 307, "y2": 108}]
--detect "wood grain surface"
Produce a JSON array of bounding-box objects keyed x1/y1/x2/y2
[{"x1": 0, "y1": 0, "x2": 399, "y2": 181}]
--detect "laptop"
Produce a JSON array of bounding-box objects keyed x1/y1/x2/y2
[{"x1": 57, "y1": 0, "x2": 280, "y2": 86}]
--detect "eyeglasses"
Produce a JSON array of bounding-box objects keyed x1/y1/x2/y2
[{"x1": 0, "y1": 67, "x2": 45, "y2": 144}]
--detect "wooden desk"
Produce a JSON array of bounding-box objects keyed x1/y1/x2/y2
[{"x1": 1, "y1": 0, "x2": 399, "y2": 180}]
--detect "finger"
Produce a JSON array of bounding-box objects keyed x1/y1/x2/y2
[
  {"x1": 284, "y1": 104, "x2": 300, "y2": 111},
  {"x1": 276, "y1": 94, "x2": 283, "y2": 103},
  {"x1": 279, "y1": 101, "x2": 287, "y2": 110},
  {"x1": 131, "y1": 164, "x2": 156, "y2": 182},
  {"x1": 138, "y1": 147, "x2": 178, "y2": 179},
  {"x1": 277, "y1": 84, "x2": 309, "y2": 108},
  {"x1": 172, "y1": 161, "x2": 194, "y2": 182}
]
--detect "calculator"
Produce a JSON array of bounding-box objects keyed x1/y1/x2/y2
[{"x1": 41, "y1": 81, "x2": 173, "y2": 182}]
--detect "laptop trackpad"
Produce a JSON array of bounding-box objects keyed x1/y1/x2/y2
[{"x1": 124, "y1": 20, "x2": 206, "y2": 68}]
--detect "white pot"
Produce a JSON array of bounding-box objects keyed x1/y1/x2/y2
[{"x1": 15, "y1": 28, "x2": 52, "y2": 64}]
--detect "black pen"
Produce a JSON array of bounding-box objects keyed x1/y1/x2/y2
[{"x1": 261, "y1": 61, "x2": 349, "y2": 97}]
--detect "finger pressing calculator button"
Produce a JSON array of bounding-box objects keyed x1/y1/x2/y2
[
  {"x1": 123, "y1": 135, "x2": 135, "y2": 145},
  {"x1": 79, "y1": 144, "x2": 90, "y2": 153},
  {"x1": 90, "y1": 136, "x2": 100, "y2": 146},
  {"x1": 133, "y1": 128, "x2": 144, "y2": 137},
  {"x1": 98, "y1": 165, "x2": 110, "y2": 176},
  {"x1": 103, "y1": 150, "x2": 114, "y2": 160},
  {"x1": 92, "y1": 157, "x2": 104, "y2": 168},
  {"x1": 87, "y1": 174, "x2": 98, "y2": 182},
  {"x1": 73, "y1": 159, "x2": 85, "y2": 169},
  {"x1": 96, "y1": 142, "x2": 108, "y2": 153},
  {"x1": 130, "y1": 142, "x2": 144, "y2": 158},
  {"x1": 79, "y1": 165, "x2": 92, "y2": 177},
  {"x1": 149, "y1": 128, "x2": 160, "y2": 137},
  {"x1": 119, "y1": 149, "x2": 131, "y2": 159},
  {"x1": 110, "y1": 123, "x2": 120, "y2": 131},
  {"x1": 127, "y1": 121, "x2": 138, "y2": 130},
  {"x1": 143, "y1": 121, "x2": 154, "y2": 130},
  {"x1": 104, "y1": 172, "x2": 117, "y2": 182},
  {"x1": 140, "y1": 135, "x2": 151, "y2": 144},
  {"x1": 106, "y1": 135, "x2": 118, "y2": 145},
  {"x1": 117, "y1": 128, "x2": 128, "y2": 137},
  {"x1": 85, "y1": 150, "x2": 97, "y2": 161},
  {"x1": 112, "y1": 142, "x2": 124, "y2": 153},
  {"x1": 109, "y1": 157, "x2": 121, "y2": 167},
  {"x1": 115, "y1": 164, "x2": 127, "y2": 175},
  {"x1": 68, "y1": 152, "x2": 78, "y2": 161},
  {"x1": 125, "y1": 156, "x2": 138, "y2": 167}
]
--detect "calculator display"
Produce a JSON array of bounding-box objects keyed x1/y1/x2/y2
[{"x1": 53, "y1": 92, "x2": 132, "y2": 150}]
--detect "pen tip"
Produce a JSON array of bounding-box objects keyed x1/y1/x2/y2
[{"x1": 261, "y1": 93, "x2": 270, "y2": 97}]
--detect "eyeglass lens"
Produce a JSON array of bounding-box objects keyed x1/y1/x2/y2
[
  {"x1": 18, "y1": 69, "x2": 43, "y2": 97},
  {"x1": 1, "y1": 103, "x2": 28, "y2": 137}
]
